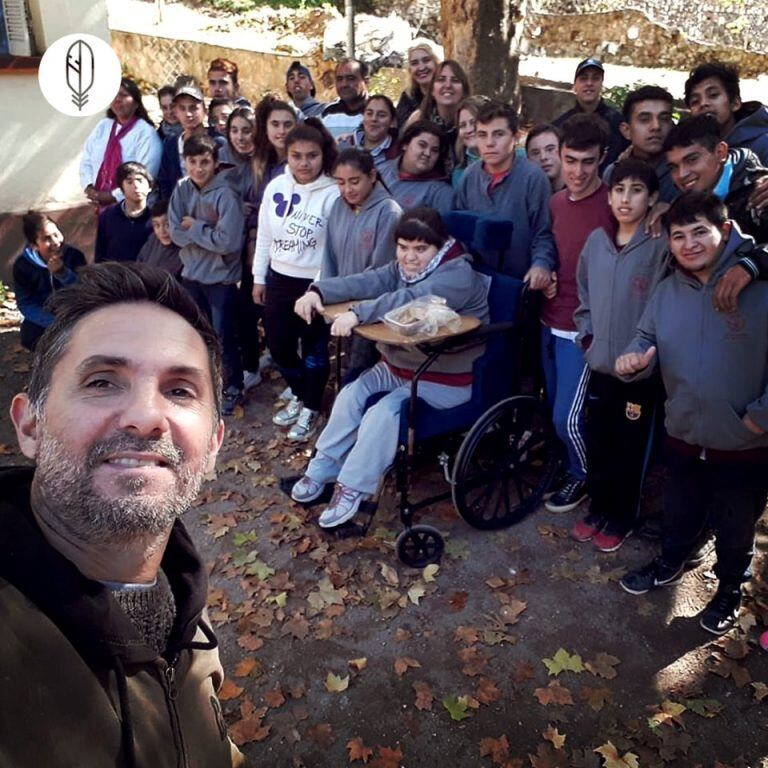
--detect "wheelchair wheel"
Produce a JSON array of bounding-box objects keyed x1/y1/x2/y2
[
  {"x1": 452, "y1": 395, "x2": 558, "y2": 530},
  {"x1": 396, "y1": 525, "x2": 445, "y2": 568}
]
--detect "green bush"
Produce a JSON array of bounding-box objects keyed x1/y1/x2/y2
[{"x1": 202, "y1": 0, "x2": 331, "y2": 11}]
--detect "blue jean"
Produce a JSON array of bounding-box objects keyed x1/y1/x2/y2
[
  {"x1": 306, "y1": 362, "x2": 472, "y2": 494},
  {"x1": 182, "y1": 279, "x2": 243, "y2": 391},
  {"x1": 540, "y1": 326, "x2": 589, "y2": 480}
]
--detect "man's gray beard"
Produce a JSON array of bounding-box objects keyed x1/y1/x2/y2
[{"x1": 33, "y1": 431, "x2": 209, "y2": 544}]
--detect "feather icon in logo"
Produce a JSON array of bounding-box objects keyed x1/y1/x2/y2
[{"x1": 66, "y1": 39, "x2": 95, "y2": 111}]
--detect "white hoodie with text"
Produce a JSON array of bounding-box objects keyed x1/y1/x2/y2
[{"x1": 252, "y1": 168, "x2": 340, "y2": 283}]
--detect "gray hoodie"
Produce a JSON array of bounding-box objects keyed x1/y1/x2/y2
[
  {"x1": 322, "y1": 183, "x2": 403, "y2": 279},
  {"x1": 168, "y1": 171, "x2": 244, "y2": 285},
  {"x1": 574, "y1": 224, "x2": 670, "y2": 376},
  {"x1": 621, "y1": 224, "x2": 768, "y2": 451},
  {"x1": 313, "y1": 247, "x2": 490, "y2": 376}
]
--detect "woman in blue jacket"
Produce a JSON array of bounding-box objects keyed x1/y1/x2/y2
[{"x1": 13, "y1": 212, "x2": 85, "y2": 350}]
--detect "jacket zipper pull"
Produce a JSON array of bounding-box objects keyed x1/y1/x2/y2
[{"x1": 165, "y1": 655, "x2": 179, "y2": 700}]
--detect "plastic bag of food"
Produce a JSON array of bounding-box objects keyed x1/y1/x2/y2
[{"x1": 382, "y1": 295, "x2": 461, "y2": 337}]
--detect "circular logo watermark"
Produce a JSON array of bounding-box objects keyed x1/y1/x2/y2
[{"x1": 38, "y1": 33, "x2": 122, "y2": 117}]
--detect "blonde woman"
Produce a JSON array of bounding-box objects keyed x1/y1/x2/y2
[{"x1": 395, "y1": 39, "x2": 441, "y2": 127}]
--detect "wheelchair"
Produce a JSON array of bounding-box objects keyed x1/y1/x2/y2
[{"x1": 289, "y1": 213, "x2": 559, "y2": 567}]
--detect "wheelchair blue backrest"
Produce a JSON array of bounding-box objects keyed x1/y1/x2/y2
[{"x1": 471, "y1": 267, "x2": 524, "y2": 408}]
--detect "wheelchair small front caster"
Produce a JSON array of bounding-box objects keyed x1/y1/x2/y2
[{"x1": 395, "y1": 525, "x2": 444, "y2": 568}]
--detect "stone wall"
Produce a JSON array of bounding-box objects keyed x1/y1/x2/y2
[
  {"x1": 110, "y1": 29, "x2": 408, "y2": 103},
  {"x1": 524, "y1": 9, "x2": 768, "y2": 77}
]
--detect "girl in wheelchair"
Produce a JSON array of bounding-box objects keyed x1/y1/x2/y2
[{"x1": 291, "y1": 207, "x2": 490, "y2": 528}]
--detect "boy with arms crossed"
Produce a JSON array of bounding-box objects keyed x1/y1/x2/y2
[{"x1": 169, "y1": 134, "x2": 245, "y2": 415}]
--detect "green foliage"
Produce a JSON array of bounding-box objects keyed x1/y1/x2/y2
[
  {"x1": 0, "y1": 281, "x2": 6, "y2": 304},
  {"x1": 200, "y1": 0, "x2": 330, "y2": 11},
  {"x1": 603, "y1": 80, "x2": 683, "y2": 122}
]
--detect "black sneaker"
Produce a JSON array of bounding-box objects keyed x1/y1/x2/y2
[
  {"x1": 543, "y1": 470, "x2": 567, "y2": 501},
  {"x1": 699, "y1": 585, "x2": 742, "y2": 635},
  {"x1": 544, "y1": 477, "x2": 587, "y2": 512},
  {"x1": 619, "y1": 556, "x2": 684, "y2": 595},
  {"x1": 221, "y1": 386, "x2": 243, "y2": 416}
]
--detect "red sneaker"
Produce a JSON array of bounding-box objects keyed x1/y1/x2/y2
[
  {"x1": 571, "y1": 513, "x2": 606, "y2": 543},
  {"x1": 593, "y1": 527, "x2": 632, "y2": 553}
]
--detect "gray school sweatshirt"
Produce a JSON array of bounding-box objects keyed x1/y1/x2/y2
[
  {"x1": 621, "y1": 223, "x2": 768, "y2": 451},
  {"x1": 574, "y1": 224, "x2": 670, "y2": 376},
  {"x1": 168, "y1": 171, "x2": 244, "y2": 285},
  {"x1": 453, "y1": 157, "x2": 556, "y2": 278},
  {"x1": 377, "y1": 159, "x2": 454, "y2": 215},
  {"x1": 321, "y1": 183, "x2": 403, "y2": 279}
]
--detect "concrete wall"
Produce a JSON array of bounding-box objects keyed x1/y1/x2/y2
[{"x1": 0, "y1": 0, "x2": 109, "y2": 220}]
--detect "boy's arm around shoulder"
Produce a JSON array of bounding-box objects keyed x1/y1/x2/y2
[{"x1": 186, "y1": 187, "x2": 245, "y2": 255}]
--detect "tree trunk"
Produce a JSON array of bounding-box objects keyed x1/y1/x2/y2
[{"x1": 440, "y1": 0, "x2": 527, "y2": 108}]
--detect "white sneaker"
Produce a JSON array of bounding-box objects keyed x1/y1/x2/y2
[
  {"x1": 259, "y1": 352, "x2": 273, "y2": 372},
  {"x1": 319, "y1": 483, "x2": 365, "y2": 528},
  {"x1": 273, "y1": 396, "x2": 302, "y2": 426},
  {"x1": 278, "y1": 386, "x2": 294, "y2": 402},
  {"x1": 287, "y1": 407, "x2": 320, "y2": 443},
  {"x1": 291, "y1": 475, "x2": 325, "y2": 503},
  {"x1": 243, "y1": 370, "x2": 262, "y2": 391}
]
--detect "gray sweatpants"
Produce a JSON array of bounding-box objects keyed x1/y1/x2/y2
[{"x1": 306, "y1": 361, "x2": 472, "y2": 494}]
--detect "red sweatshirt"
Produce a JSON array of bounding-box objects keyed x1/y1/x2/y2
[{"x1": 541, "y1": 182, "x2": 616, "y2": 332}]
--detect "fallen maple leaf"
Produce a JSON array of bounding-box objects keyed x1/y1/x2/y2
[
  {"x1": 394, "y1": 657, "x2": 421, "y2": 677},
  {"x1": 422, "y1": 563, "x2": 440, "y2": 582},
  {"x1": 458, "y1": 646, "x2": 490, "y2": 677},
  {"x1": 751, "y1": 682, "x2": 768, "y2": 701},
  {"x1": 479, "y1": 734, "x2": 510, "y2": 764},
  {"x1": 579, "y1": 685, "x2": 611, "y2": 712},
  {"x1": 585, "y1": 652, "x2": 621, "y2": 679},
  {"x1": 529, "y1": 742, "x2": 569, "y2": 768},
  {"x1": 264, "y1": 684, "x2": 286, "y2": 709},
  {"x1": 380, "y1": 562, "x2": 400, "y2": 587},
  {"x1": 394, "y1": 627, "x2": 412, "y2": 642},
  {"x1": 454, "y1": 625, "x2": 479, "y2": 645},
  {"x1": 542, "y1": 648, "x2": 585, "y2": 676},
  {"x1": 442, "y1": 695, "x2": 471, "y2": 721},
  {"x1": 407, "y1": 584, "x2": 426, "y2": 605},
  {"x1": 325, "y1": 672, "x2": 350, "y2": 693},
  {"x1": 229, "y1": 715, "x2": 271, "y2": 745},
  {"x1": 348, "y1": 657, "x2": 368, "y2": 672},
  {"x1": 306, "y1": 722, "x2": 335, "y2": 748},
  {"x1": 542, "y1": 725, "x2": 566, "y2": 750},
  {"x1": 594, "y1": 741, "x2": 639, "y2": 768},
  {"x1": 236, "y1": 633, "x2": 265, "y2": 652},
  {"x1": 412, "y1": 680, "x2": 434, "y2": 711},
  {"x1": 233, "y1": 656, "x2": 259, "y2": 677},
  {"x1": 485, "y1": 576, "x2": 507, "y2": 589},
  {"x1": 498, "y1": 598, "x2": 527, "y2": 625},
  {"x1": 371, "y1": 745, "x2": 404, "y2": 768},
  {"x1": 475, "y1": 676, "x2": 502, "y2": 704},
  {"x1": 533, "y1": 681, "x2": 573, "y2": 706},
  {"x1": 447, "y1": 591, "x2": 469, "y2": 612},
  {"x1": 511, "y1": 661, "x2": 535, "y2": 683},
  {"x1": 347, "y1": 736, "x2": 374, "y2": 764},
  {"x1": 685, "y1": 698, "x2": 724, "y2": 718},
  {"x1": 218, "y1": 679, "x2": 244, "y2": 701},
  {"x1": 648, "y1": 700, "x2": 687, "y2": 729}
]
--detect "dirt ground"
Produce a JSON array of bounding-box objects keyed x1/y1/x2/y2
[{"x1": 1, "y1": 324, "x2": 767, "y2": 768}]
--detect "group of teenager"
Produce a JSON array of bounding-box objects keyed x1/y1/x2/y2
[{"x1": 13, "y1": 47, "x2": 768, "y2": 636}]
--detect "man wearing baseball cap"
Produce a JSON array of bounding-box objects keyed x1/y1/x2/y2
[
  {"x1": 553, "y1": 58, "x2": 628, "y2": 170},
  {"x1": 286, "y1": 61, "x2": 325, "y2": 118},
  {"x1": 157, "y1": 77, "x2": 227, "y2": 200}
]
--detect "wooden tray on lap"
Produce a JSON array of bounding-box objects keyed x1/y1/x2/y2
[{"x1": 321, "y1": 302, "x2": 481, "y2": 346}]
